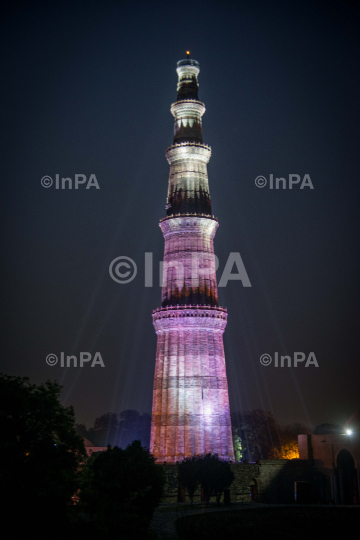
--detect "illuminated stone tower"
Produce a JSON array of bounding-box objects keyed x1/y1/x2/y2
[{"x1": 150, "y1": 54, "x2": 234, "y2": 462}]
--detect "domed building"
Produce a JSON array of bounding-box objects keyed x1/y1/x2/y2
[{"x1": 298, "y1": 410, "x2": 360, "y2": 504}]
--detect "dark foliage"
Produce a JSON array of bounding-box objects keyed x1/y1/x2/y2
[
  {"x1": 0, "y1": 373, "x2": 85, "y2": 536},
  {"x1": 79, "y1": 441, "x2": 165, "y2": 538},
  {"x1": 231, "y1": 409, "x2": 310, "y2": 460},
  {"x1": 178, "y1": 453, "x2": 234, "y2": 505},
  {"x1": 76, "y1": 409, "x2": 151, "y2": 447},
  {"x1": 178, "y1": 455, "x2": 199, "y2": 503},
  {"x1": 231, "y1": 409, "x2": 280, "y2": 460}
]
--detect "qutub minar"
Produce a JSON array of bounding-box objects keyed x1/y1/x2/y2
[{"x1": 150, "y1": 53, "x2": 235, "y2": 462}]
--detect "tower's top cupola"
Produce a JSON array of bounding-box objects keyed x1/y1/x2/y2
[
  {"x1": 176, "y1": 54, "x2": 200, "y2": 101},
  {"x1": 171, "y1": 54, "x2": 205, "y2": 145}
]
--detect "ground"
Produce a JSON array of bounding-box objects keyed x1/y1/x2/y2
[{"x1": 150, "y1": 503, "x2": 360, "y2": 540}]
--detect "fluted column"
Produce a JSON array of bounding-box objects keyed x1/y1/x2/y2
[{"x1": 150, "y1": 55, "x2": 234, "y2": 462}]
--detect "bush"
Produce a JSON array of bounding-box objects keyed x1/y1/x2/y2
[
  {"x1": 178, "y1": 453, "x2": 234, "y2": 505},
  {"x1": 79, "y1": 441, "x2": 165, "y2": 538}
]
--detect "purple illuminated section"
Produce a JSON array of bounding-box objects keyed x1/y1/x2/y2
[
  {"x1": 150, "y1": 305, "x2": 234, "y2": 461},
  {"x1": 160, "y1": 215, "x2": 218, "y2": 307}
]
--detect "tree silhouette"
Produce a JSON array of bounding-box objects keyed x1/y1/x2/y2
[
  {"x1": 80, "y1": 441, "x2": 165, "y2": 538},
  {"x1": 0, "y1": 374, "x2": 85, "y2": 535},
  {"x1": 76, "y1": 409, "x2": 151, "y2": 448},
  {"x1": 231, "y1": 409, "x2": 280, "y2": 460},
  {"x1": 231, "y1": 410, "x2": 310, "y2": 461},
  {"x1": 178, "y1": 453, "x2": 234, "y2": 505}
]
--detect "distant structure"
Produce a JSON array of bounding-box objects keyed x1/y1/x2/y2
[
  {"x1": 298, "y1": 412, "x2": 360, "y2": 504},
  {"x1": 83, "y1": 437, "x2": 107, "y2": 457},
  {"x1": 150, "y1": 54, "x2": 234, "y2": 462}
]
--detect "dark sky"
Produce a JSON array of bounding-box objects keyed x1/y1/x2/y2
[{"x1": 1, "y1": 0, "x2": 359, "y2": 431}]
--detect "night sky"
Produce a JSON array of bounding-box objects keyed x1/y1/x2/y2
[{"x1": 1, "y1": 0, "x2": 359, "y2": 431}]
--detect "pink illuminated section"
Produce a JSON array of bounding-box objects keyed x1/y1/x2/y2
[
  {"x1": 160, "y1": 216, "x2": 218, "y2": 307},
  {"x1": 150, "y1": 306, "x2": 234, "y2": 461}
]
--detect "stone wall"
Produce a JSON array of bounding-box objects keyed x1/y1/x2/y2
[
  {"x1": 158, "y1": 459, "x2": 317, "y2": 504},
  {"x1": 255, "y1": 460, "x2": 313, "y2": 503}
]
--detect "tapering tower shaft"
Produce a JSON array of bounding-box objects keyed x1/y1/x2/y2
[{"x1": 150, "y1": 57, "x2": 234, "y2": 462}]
